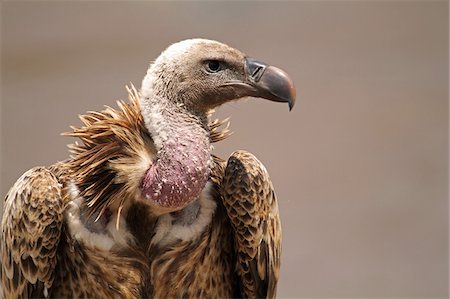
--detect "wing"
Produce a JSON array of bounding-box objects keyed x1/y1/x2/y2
[
  {"x1": 1, "y1": 167, "x2": 64, "y2": 298},
  {"x1": 220, "y1": 150, "x2": 281, "y2": 299}
]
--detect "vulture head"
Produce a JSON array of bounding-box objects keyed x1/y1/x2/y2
[
  {"x1": 141, "y1": 39, "x2": 295, "y2": 115},
  {"x1": 68, "y1": 38, "x2": 296, "y2": 222}
]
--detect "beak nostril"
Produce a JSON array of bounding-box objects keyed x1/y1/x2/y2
[
  {"x1": 245, "y1": 58, "x2": 268, "y2": 83},
  {"x1": 251, "y1": 66, "x2": 265, "y2": 82}
]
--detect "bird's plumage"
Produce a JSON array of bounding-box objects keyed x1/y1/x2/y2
[
  {"x1": 1, "y1": 39, "x2": 294, "y2": 298},
  {"x1": 1, "y1": 167, "x2": 64, "y2": 298},
  {"x1": 221, "y1": 151, "x2": 281, "y2": 299}
]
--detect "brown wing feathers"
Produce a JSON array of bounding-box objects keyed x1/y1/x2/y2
[
  {"x1": 1, "y1": 167, "x2": 65, "y2": 298},
  {"x1": 220, "y1": 150, "x2": 282, "y2": 299}
]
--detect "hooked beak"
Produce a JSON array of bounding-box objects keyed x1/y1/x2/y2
[{"x1": 245, "y1": 58, "x2": 296, "y2": 110}]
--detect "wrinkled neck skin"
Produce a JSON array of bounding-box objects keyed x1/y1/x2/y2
[{"x1": 140, "y1": 83, "x2": 212, "y2": 214}]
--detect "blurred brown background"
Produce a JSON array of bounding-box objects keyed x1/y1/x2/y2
[{"x1": 1, "y1": 1, "x2": 448, "y2": 298}]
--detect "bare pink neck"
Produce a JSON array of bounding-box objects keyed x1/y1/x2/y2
[{"x1": 141, "y1": 101, "x2": 211, "y2": 209}]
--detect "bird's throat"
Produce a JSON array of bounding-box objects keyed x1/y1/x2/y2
[{"x1": 140, "y1": 101, "x2": 211, "y2": 211}]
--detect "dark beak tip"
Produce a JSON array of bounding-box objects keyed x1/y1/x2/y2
[
  {"x1": 289, "y1": 90, "x2": 296, "y2": 111},
  {"x1": 286, "y1": 77, "x2": 296, "y2": 111}
]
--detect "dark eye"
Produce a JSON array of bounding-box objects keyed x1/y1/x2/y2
[{"x1": 205, "y1": 60, "x2": 222, "y2": 73}]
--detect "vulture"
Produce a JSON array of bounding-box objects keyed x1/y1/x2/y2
[{"x1": 1, "y1": 38, "x2": 296, "y2": 298}]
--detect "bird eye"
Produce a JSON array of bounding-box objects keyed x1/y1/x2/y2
[{"x1": 205, "y1": 60, "x2": 222, "y2": 73}]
